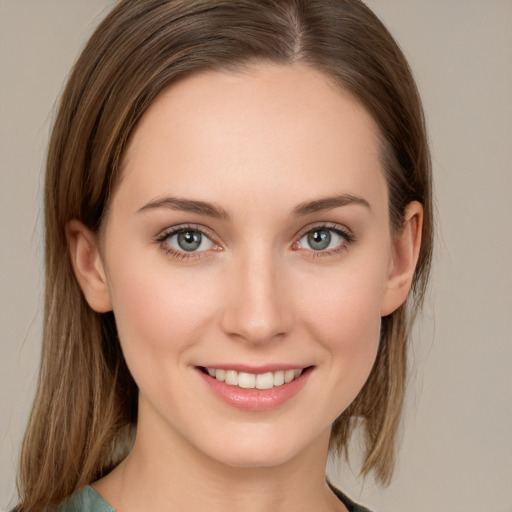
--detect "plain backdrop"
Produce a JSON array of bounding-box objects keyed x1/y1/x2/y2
[{"x1": 1, "y1": 1, "x2": 511, "y2": 511}]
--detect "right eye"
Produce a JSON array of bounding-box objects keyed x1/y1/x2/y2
[
  {"x1": 156, "y1": 225, "x2": 220, "y2": 260},
  {"x1": 165, "y1": 228, "x2": 213, "y2": 252}
]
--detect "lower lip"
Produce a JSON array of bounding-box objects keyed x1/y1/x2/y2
[{"x1": 197, "y1": 367, "x2": 312, "y2": 412}]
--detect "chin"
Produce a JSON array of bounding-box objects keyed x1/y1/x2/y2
[
  {"x1": 196, "y1": 425, "x2": 327, "y2": 470},
  {"x1": 216, "y1": 449, "x2": 294, "y2": 469},
  {"x1": 210, "y1": 451, "x2": 299, "y2": 470}
]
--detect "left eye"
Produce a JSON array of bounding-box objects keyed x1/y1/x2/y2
[
  {"x1": 297, "y1": 227, "x2": 347, "y2": 251},
  {"x1": 164, "y1": 228, "x2": 213, "y2": 252}
]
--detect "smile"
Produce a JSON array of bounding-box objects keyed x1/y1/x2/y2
[
  {"x1": 198, "y1": 366, "x2": 313, "y2": 411},
  {"x1": 203, "y1": 368, "x2": 303, "y2": 389}
]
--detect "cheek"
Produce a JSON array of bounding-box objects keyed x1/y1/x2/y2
[
  {"x1": 105, "y1": 251, "x2": 219, "y2": 371},
  {"x1": 296, "y1": 255, "x2": 388, "y2": 394},
  {"x1": 300, "y1": 260, "x2": 386, "y2": 341}
]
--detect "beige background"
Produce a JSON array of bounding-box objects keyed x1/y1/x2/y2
[{"x1": 1, "y1": 1, "x2": 511, "y2": 510}]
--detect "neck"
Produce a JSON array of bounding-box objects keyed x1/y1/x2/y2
[{"x1": 93, "y1": 399, "x2": 346, "y2": 512}]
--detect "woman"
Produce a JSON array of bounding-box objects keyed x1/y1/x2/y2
[{"x1": 17, "y1": 1, "x2": 432, "y2": 511}]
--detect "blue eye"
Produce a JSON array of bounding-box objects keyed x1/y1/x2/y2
[
  {"x1": 163, "y1": 228, "x2": 213, "y2": 253},
  {"x1": 297, "y1": 227, "x2": 350, "y2": 252}
]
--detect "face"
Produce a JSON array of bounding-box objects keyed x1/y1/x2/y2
[{"x1": 77, "y1": 64, "x2": 413, "y2": 469}]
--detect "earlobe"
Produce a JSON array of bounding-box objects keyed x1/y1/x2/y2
[
  {"x1": 66, "y1": 220, "x2": 112, "y2": 313},
  {"x1": 381, "y1": 201, "x2": 423, "y2": 317}
]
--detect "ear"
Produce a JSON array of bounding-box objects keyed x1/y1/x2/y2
[
  {"x1": 66, "y1": 220, "x2": 112, "y2": 313},
  {"x1": 381, "y1": 201, "x2": 423, "y2": 317}
]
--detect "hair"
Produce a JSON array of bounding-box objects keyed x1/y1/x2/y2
[{"x1": 18, "y1": 1, "x2": 432, "y2": 510}]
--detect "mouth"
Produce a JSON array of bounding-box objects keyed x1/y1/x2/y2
[
  {"x1": 197, "y1": 365, "x2": 313, "y2": 411},
  {"x1": 199, "y1": 367, "x2": 307, "y2": 390}
]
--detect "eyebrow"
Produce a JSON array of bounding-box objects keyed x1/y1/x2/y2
[
  {"x1": 292, "y1": 194, "x2": 371, "y2": 216},
  {"x1": 137, "y1": 193, "x2": 371, "y2": 219},
  {"x1": 137, "y1": 196, "x2": 229, "y2": 219}
]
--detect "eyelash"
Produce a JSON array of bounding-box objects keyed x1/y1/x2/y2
[
  {"x1": 293, "y1": 223, "x2": 356, "y2": 258},
  {"x1": 155, "y1": 224, "x2": 219, "y2": 261},
  {"x1": 155, "y1": 223, "x2": 356, "y2": 261}
]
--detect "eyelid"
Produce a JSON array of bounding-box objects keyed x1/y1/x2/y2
[
  {"x1": 292, "y1": 222, "x2": 357, "y2": 256},
  {"x1": 293, "y1": 222, "x2": 355, "y2": 243},
  {"x1": 154, "y1": 221, "x2": 355, "y2": 260},
  {"x1": 155, "y1": 223, "x2": 223, "y2": 260},
  {"x1": 155, "y1": 223, "x2": 218, "y2": 244}
]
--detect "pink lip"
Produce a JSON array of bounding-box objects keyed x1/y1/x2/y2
[{"x1": 196, "y1": 366, "x2": 313, "y2": 412}]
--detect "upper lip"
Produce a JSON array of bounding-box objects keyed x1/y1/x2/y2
[{"x1": 197, "y1": 364, "x2": 311, "y2": 373}]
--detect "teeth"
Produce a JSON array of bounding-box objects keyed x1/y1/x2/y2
[
  {"x1": 273, "y1": 370, "x2": 285, "y2": 386},
  {"x1": 238, "y1": 372, "x2": 255, "y2": 389},
  {"x1": 284, "y1": 369, "x2": 295, "y2": 383},
  {"x1": 205, "y1": 367, "x2": 304, "y2": 389},
  {"x1": 256, "y1": 372, "x2": 273, "y2": 389},
  {"x1": 225, "y1": 370, "x2": 239, "y2": 386}
]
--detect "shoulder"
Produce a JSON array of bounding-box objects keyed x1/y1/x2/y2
[
  {"x1": 53, "y1": 487, "x2": 114, "y2": 512},
  {"x1": 328, "y1": 481, "x2": 375, "y2": 512}
]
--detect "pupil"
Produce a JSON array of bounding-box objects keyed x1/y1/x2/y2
[
  {"x1": 178, "y1": 230, "x2": 201, "y2": 251},
  {"x1": 308, "y1": 229, "x2": 331, "y2": 250}
]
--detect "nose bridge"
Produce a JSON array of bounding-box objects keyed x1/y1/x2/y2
[{"x1": 221, "y1": 245, "x2": 289, "y2": 344}]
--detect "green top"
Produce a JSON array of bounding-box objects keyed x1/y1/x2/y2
[
  {"x1": 54, "y1": 488, "x2": 114, "y2": 512},
  {"x1": 56, "y1": 485, "x2": 374, "y2": 512}
]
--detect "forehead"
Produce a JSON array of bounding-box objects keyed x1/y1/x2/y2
[{"x1": 117, "y1": 63, "x2": 387, "y2": 214}]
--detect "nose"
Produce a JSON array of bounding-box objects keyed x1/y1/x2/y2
[{"x1": 220, "y1": 248, "x2": 291, "y2": 345}]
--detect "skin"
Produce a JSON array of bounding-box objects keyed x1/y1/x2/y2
[{"x1": 68, "y1": 63, "x2": 422, "y2": 512}]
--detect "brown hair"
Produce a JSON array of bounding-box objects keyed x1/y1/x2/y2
[{"x1": 18, "y1": 0, "x2": 432, "y2": 509}]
